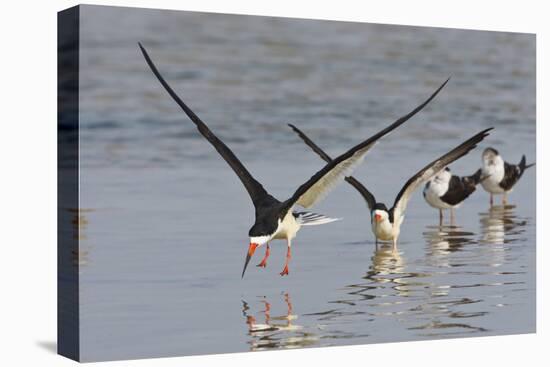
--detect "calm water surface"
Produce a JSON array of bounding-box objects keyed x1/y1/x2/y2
[{"x1": 67, "y1": 5, "x2": 535, "y2": 361}]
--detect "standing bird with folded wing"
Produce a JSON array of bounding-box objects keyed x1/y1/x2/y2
[
  {"x1": 139, "y1": 43, "x2": 448, "y2": 276},
  {"x1": 289, "y1": 124, "x2": 492, "y2": 250},
  {"x1": 478, "y1": 147, "x2": 535, "y2": 205},
  {"x1": 423, "y1": 167, "x2": 485, "y2": 225}
]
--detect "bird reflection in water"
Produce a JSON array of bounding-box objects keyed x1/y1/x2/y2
[
  {"x1": 370, "y1": 244, "x2": 406, "y2": 276},
  {"x1": 392, "y1": 225, "x2": 488, "y2": 336},
  {"x1": 334, "y1": 245, "x2": 427, "y2": 312},
  {"x1": 479, "y1": 204, "x2": 527, "y2": 245},
  {"x1": 423, "y1": 224, "x2": 476, "y2": 268},
  {"x1": 242, "y1": 293, "x2": 319, "y2": 351},
  {"x1": 363, "y1": 245, "x2": 430, "y2": 310},
  {"x1": 477, "y1": 204, "x2": 529, "y2": 272}
]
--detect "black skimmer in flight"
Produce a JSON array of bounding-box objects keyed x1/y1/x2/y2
[
  {"x1": 478, "y1": 147, "x2": 535, "y2": 205},
  {"x1": 289, "y1": 124, "x2": 492, "y2": 250},
  {"x1": 423, "y1": 167, "x2": 485, "y2": 224},
  {"x1": 139, "y1": 43, "x2": 448, "y2": 277}
]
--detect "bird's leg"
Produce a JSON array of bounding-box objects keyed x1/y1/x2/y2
[
  {"x1": 502, "y1": 193, "x2": 508, "y2": 205},
  {"x1": 284, "y1": 293, "x2": 293, "y2": 315},
  {"x1": 256, "y1": 242, "x2": 270, "y2": 268},
  {"x1": 391, "y1": 222, "x2": 399, "y2": 253},
  {"x1": 450, "y1": 208, "x2": 456, "y2": 226},
  {"x1": 392, "y1": 236, "x2": 398, "y2": 253},
  {"x1": 280, "y1": 240, "x2": 292, "y2": 276},
  {"x1": 262, "y1": 300, "x2": 271, "y2": 324},
  {"x1": 246, "y1": 315, "x2": 257, "y2": 330},
  {"x1": 284, "y1": 293, "x2": 293, "y2": 326},
  {"x1": 490, "y1": 193, "x2": 494, "y2": 207},
  {"x1": 375, "y1": 237, "x2": 379, "y2": 250},
  {"x1": 242, "y1": 301, "x2": 254, "y2": 329},
  {"x1": 439, "y1": 209, "x2": 443, "y2": 226}
]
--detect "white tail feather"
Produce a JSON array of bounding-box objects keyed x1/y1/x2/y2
[{"x1": 295, "y1": 211, "x2": 342, "y2": 226}]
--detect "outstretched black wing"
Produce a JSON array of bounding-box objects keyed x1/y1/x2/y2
[
  {"x1": 288, "y1": 124, "x2": 376, "y2": 211},
  {"x1": 392, "y1": 128, "x2": 493, "y2": 220},
  {"x1": 280, "y1": 78, "x2": 450, "y2": 216},
  {"x1": 139, "y1": 43, "x2": 276, "y2": 209}
]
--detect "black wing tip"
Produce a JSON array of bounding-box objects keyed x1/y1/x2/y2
[
  {"x1": 138, "y1": 42, "x2": 146, "y2": 54},
  {"x1": 287, "y1": 123, "x2": 299, "y2": 131},
  {"x1": 288, "y1": 123, "x2": 313, "y2": 144},
  {"x1": 478, "y1": 127, "x2": 493, "y2": 137},
  {"x1": 469, "y1": 127, "x2": 493, "y2": 143},
  {"x1": 441, "y1": 128, "x2": 493, "y2": 170},
  {"x1": 138, "y1": 42, "x2": 156, "y2": 72},
  {"x1": 468, "y1": 127, "x2": 493, "y2": 148},
  {"x1": 431, "y1": 76, "x2": 451, "y2": 96},
  {"x1": 479, "y1": 127, "x2": 494, "y2": 140},
  {"x1": 455, "y1": 127, "x2": 493, "y2": 160}
]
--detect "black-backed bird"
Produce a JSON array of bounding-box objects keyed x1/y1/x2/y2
[
  {"x1": 478, "y1": 147, "x2": 535, "y2": 205},
  {"x1": 423, "y1": 167, "x2": 485, "y2": 224},
  {"x1": 289, "y1": 124, "x2": 492, "y2": 250},
  {"x1": 139, "y1": 43, "x2": 448, "y2": 276}
]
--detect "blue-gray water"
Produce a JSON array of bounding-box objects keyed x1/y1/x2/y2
[{"x1": 71, "y1": 5, "x2": 535, "y2": 361}]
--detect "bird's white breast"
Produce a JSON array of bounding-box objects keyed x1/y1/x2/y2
[
  {"x1": 371, "y1": 217, "x2": 396, "y2": 241},
  {"x1": 272, "y1": 211, "x2": 301, "y2": 240},
  {"x1": 424, "y1": 180, "x2": 453, "y2": 209},
  {"x1": 481, "y1": 159, "x2": 505, "y2": 193}
]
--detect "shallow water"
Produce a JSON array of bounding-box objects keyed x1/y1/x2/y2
[{"x1": 70, "y1": 5, "x2": 535, "y2": 361}]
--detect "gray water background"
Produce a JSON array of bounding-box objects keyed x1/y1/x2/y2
[{"x1": 73, "y1": 5, "x2": 535, "y2": 361}]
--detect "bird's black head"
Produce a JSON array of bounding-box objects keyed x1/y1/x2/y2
[
  {"x1": 373, "y1": 203, "x2": 389, "y2": 212},
  {"x1": 248, "y1": 219, "x2": 278, "y2": 238},
  {"x1": 242, "y1": 218, "x2": 278, "y2": 278},
  {"x1": 372, "y1": 202, "x2": 392, "y2": 224}
]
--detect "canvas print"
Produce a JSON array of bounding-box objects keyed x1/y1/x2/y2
[{"x1": 58, "y1": 5, "x2": 536, "y2": 362}]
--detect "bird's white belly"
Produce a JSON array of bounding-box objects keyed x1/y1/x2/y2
[
  {"x1": 272, "y1": 212, "x2": 301, "y2": 240},
  {"x1": 424, "y1": 182, "x2": 453, "y2": 209},
  {"x1": 371, "y1": 218, "x2": 395, "y2": 241},
  {"x1": 481, "y1": 165, "x2": 505, "y2": 193}
]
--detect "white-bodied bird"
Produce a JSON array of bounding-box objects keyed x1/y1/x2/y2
[
  {"x1": 423, "y1": 167, "x2": 484, "y2": 224},
  {"x1": 478, "y1": 147, "x2": 534, "y2": 205}
]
